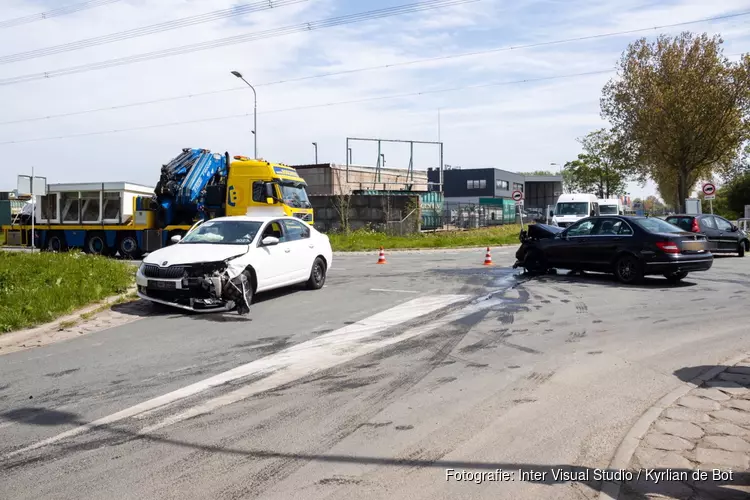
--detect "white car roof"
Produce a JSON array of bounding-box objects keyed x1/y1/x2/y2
[{"x1": 205, "y1": 215, "x2": 299, "y2": 223}]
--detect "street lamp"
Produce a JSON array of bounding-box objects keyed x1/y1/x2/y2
[
  {"x1": 231, "y1": 70, "x2": 257, "y2": 159},
  {"x1": 312, "y1": 142, "x2": 318, "y2": 163},
  {"x1": 380, "y1": 153, "x2": 385, "y2": 167}
]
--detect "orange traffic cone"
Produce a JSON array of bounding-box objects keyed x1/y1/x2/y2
[
  {"x1": 377, "y1": 247, "x2": 387, "y2": 264},
  {"x1": 483, "y1": 247, "x2": 493, "y2": 266}
]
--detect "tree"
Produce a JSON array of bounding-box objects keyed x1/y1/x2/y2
[
  {"x1": 562, "y1": 129, "x2": 633, "y2": 197},
  {"x1": 601, "y1": 32, "x2": 750, "y2": 213},
  {"x1": 525, "y1": 170, "x2": 556, "y2": 176},
  {"x1": 724, "y1": 171, "x2": 750, "y2": 218}
]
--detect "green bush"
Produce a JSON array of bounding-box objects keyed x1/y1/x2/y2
[
  {"x1": 0, "y1": 251, "x2": 134, "y2": 333},
  {"x1": 328, "y1": 224, "x2": 523, "y2": 251}
]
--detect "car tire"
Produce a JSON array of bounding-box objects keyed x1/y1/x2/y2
[
  {"x1": 523, "y1": 249, "x2": 546, "y2": 275},
  {"x1": 614, "y1": 255, "x2": 643, "y2": 285},
  {"x1": 664, "y1": 271, "x2": 688, "y2": 283},
  {"x1": 306, "y1": 257, "x2": 327, "y2": 290},
  {"x1": 235, "y1": 271, "x2": 254, "y2": 315},
  {"x1": 739, "y1": 242, "x2": 746, "y2": 257}
]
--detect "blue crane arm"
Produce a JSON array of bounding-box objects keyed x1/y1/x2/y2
[{"x1": 177, "y1": 151, "x2": 227, "y2": 205}]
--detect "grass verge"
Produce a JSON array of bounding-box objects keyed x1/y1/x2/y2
[
  {"x1": 328, "y1": 224, "x2": 524, "y2": 252},
  {"x1": 0, "y1": 251, "x2": 135, "y2": 333}
]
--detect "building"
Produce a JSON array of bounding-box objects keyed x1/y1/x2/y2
[
  {"x1": 292, "y1": 163, "x2": 429, "y2": 195},
  {"x1": 427, "y1": 167, "x2": 563, "y2": 212}
]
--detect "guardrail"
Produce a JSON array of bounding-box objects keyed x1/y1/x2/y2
[{"x1": 737, "y1": 218, "x2": 750, "y2": 232}]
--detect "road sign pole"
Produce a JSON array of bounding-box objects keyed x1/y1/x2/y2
[
  {"x1": 31, "y1": 166, "x2": 35, "y2": 253},
  {"x1": 710, "y1": 198, "x2": 713, "y2": 215}
]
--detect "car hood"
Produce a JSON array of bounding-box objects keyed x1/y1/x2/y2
[
  {"x1": 143, "y1": 244, "x2": 248, "y2": 266},
  {"x1": 528, "y1": 223, "x2": 563, "y2": 239}
]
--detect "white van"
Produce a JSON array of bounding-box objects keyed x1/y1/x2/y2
[
  {"x1": 598, "y1": 198, "x2": 623, "y2": 216},
  {"x1": 551, "y1": 193, "x2": 599, "y2": 228}
]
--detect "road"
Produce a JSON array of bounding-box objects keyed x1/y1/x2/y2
[{"x1": 1, "y1": 247, "x2": 749, "y2": 500}]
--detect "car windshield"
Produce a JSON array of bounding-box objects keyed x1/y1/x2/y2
[
  {"x1": 181, "y1": 220, "x2": 262, "y2": 244},
  {"x1": 634, "y1": 217, "x2": 684, "y2": 234},
  {"x1": 556, "y1": 202, "x2": 589, "y2": 216},
  {"x1": 599, "y1": 205, "x2": 619, "y2": 215},
  {"x1": 280, "y1": 183, "x2": 311, "y2": 209}
]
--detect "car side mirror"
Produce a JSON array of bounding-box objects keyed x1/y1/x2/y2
[
  {"x1": 261, "y1": 236, "x2": 280, "y2": 246},
  {"x1": 170, "y1": 234, "x2": 182, "y2": 243},
  {"x1": 731, "y1": 225, "x2": 739, "y2": 232}
]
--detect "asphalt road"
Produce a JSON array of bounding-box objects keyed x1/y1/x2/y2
[{"x1": 1, "y1": 247, "x2": 749, "y2": 500}]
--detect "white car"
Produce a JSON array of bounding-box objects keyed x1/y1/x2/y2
[{"x1": 135, "y1": 215, "x2": 333, "y2": 314}]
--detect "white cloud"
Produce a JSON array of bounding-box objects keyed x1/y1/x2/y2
[{"x1": 0, "y1": 0, "x2": 748, "y2": 206}]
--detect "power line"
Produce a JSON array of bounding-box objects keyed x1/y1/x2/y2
[
  {"x1": 0, "y1": 0, "x2": 308, "y2": 65},
  {"x1": 0, "y1": 0, "x2": 477, "y2": 86},
  {"x1": 2, "y1": 11, "x2": 747, "y2": 125},
  {"x1": 0, "y1": 69, "x2": 617, "y2": 145},
  {"x1": 0, "y1": 0, "x2": 121, "y2": 29}
]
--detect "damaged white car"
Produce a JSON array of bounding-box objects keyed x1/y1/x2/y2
[{"x1": 135, "y1": 215, "x2": 333, "y2": 314}]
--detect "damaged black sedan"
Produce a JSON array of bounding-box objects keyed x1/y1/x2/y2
[{"x1": 513, "y1": 216, "x2": 714, "y2": 284}]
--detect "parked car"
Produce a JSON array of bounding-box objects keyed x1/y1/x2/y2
[
  {"x1": 664, "y1": 214, "x2": 749, "y2": 257},
  {"x1": 135, "y1": 215, "x2": 333, "y2": 314},
  {"x1": 513, "y1": 216, "x2": 714, "y2": 284}
]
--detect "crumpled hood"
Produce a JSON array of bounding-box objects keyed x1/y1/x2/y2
[
  {"x1": 144, "y1": 244, "x2": 248, "y2": 266},
  {"x1": 528, "y1": 223, "x2": 563, "y2": 239}
]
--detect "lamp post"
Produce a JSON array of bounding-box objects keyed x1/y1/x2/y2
[
  {"x1": 312, "y1": 142, "x2": 318, "y2": 163},
  {"x1": 231, "y1": 70, "x2": 257, "y2": 159}
]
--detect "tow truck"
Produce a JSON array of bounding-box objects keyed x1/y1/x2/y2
[{"x1": 1, "y1": 148, "x2": 314, "y2": 258}]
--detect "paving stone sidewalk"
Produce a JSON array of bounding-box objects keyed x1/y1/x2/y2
[{"x1": 620, "y1": 358, "x2": 750, "y2": 500}]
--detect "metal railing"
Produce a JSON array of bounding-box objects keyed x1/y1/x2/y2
[{"x1": 737, "y1": 218, "x2": 750, "y2": 232}]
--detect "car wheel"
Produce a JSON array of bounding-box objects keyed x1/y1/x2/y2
[
  {"x1": 523, "y1": 249, "x2": 546, "y2": 274},
  {"x1": 306, "y1": 257, "x2": 327, "y2": 290},
  {"x1": 739, "y1": 242, "x2": 746, "y2": 257},
  {"x1": 664, "y1": 271, "x2": 688, "y2": 283},
  {"x1": 614, "y1": 255, "x2": 643, "y2": 284},
  {"x1": 235, "y1": 271, "x2": 254, "y2": 315}
]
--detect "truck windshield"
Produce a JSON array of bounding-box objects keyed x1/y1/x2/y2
[
  {"x1": 556, "y1": 202, "x2": 589, "y2": 216},
  {"x1": 181, "y1": 220, "x2": 262, "y2": 245},
  {"x1": 599, "y1": 205, "x2": 619, "y2": 215},
  {"x1": 280, "y1": 183, "x2": 311, "y2": 209}
]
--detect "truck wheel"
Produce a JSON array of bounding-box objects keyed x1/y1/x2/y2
[
  {"x1": 46, "y1": 232, "x2": 67, "y2": 252},
  {"x1": 84, "y1": 233, "x2": 107, "y2": 255},
  {"x1": 119, "y1": 235, "x2": 142, "y2": 259}
]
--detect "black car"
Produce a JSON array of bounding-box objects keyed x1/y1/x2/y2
[
  {"x1": 513, "y1": 216, "x2": 714, "y2": 284},
  {"x1": 664, "y1": 214, "x2": 748, "y2": 257}
]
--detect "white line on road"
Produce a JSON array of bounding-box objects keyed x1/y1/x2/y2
[
  {"x1": 370, "y1": 289, "x2": 419, "y2": 294},
  {"x1": 2, "y1": 294, "x2": 469, "y2": 460}
]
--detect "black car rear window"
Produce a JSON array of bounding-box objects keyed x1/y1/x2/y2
[
  {"x1": 635, "y1": 217, "x2": 685, "y2": 234},
  {"x1": 665, "y1": 216, "x2": 693, "y2": 231}
]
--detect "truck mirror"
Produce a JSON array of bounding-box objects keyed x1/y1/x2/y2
[
  {"x1": 265, "y1": 183, "x2": 275, "y2": 197},
  {"x1": 266, "y1": 197, "x2": 274, "y2": 205}
]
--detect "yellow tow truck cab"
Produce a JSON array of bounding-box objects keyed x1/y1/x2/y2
[{"x1": 226, "y1": 156, "x2": 314, "y2": 224}]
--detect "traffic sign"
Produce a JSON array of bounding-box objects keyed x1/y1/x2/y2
[
  {"x1": 704, "y1": 194, "x2": 716, "y2": 200},
  {"x1": 511, "y1": 190, "x2": 523, "y2": 202},
  {"x1": 702, "y1": 183, "x2": 716, "y2": 196}
]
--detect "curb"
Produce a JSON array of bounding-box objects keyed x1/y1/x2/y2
[
  {"x1": 332, "y1": 244, "x2": 518, "y2": 255},
  {"x1": 598, "y1": 351, "x2": 750, "y2": 500},
  {"x1": 0, "y1": 286, "x2": 138, "y2": 341}
]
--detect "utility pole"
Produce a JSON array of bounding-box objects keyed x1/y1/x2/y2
[
  {"x1": 231, "y1": 70, "x2": 257, "y2": 158},
  {"x1": 30, "y1": 166, "x2": 35, "y2": 253},
  {"x1": 312, "y1": 142, "x2": 318, "y2": 163}
]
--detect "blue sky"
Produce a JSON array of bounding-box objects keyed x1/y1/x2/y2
[{"x1": 1, "y1": 0, "x2": 749, "y2": 200}]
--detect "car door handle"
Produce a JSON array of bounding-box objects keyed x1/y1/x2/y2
[
  {"x1": 308, "y1": 244, "x2": 315, "y2": 248},
  {"x1": 284, "y1": 248, "x2": 291, "y2": 253}
]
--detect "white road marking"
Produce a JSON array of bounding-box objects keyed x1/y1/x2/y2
[
  {"x1": 139, "y1": 292, "x2": 507, "y2": 434},
  {"x1": 370, "y1": 288, "x2": 419, "y2": 294},
  {"x1": 2, "y1": 294, "x2": 468, "y2": 460}
]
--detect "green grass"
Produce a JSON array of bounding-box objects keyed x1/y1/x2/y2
[
  {"x1": 328, "y1": 224, "x2": 524, "y2": 252},
  {"x1": 0, "y1": 251, "x2": 135, "y2": 333}
]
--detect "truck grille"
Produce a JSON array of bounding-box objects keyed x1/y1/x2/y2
[
  {"x1": 142, "y1": 264, "x2": 189, "y2": 279},
  {"x1": 294, "y1": 212, "x2": 313, "y2": 222}
]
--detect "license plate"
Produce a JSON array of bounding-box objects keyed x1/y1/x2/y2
[
  {"x1": 681, "y1": 241, "x2": 705, "y2": 251},
  {"x1": 148, "y1": 280, "x2": 176, "y2": 290}
]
